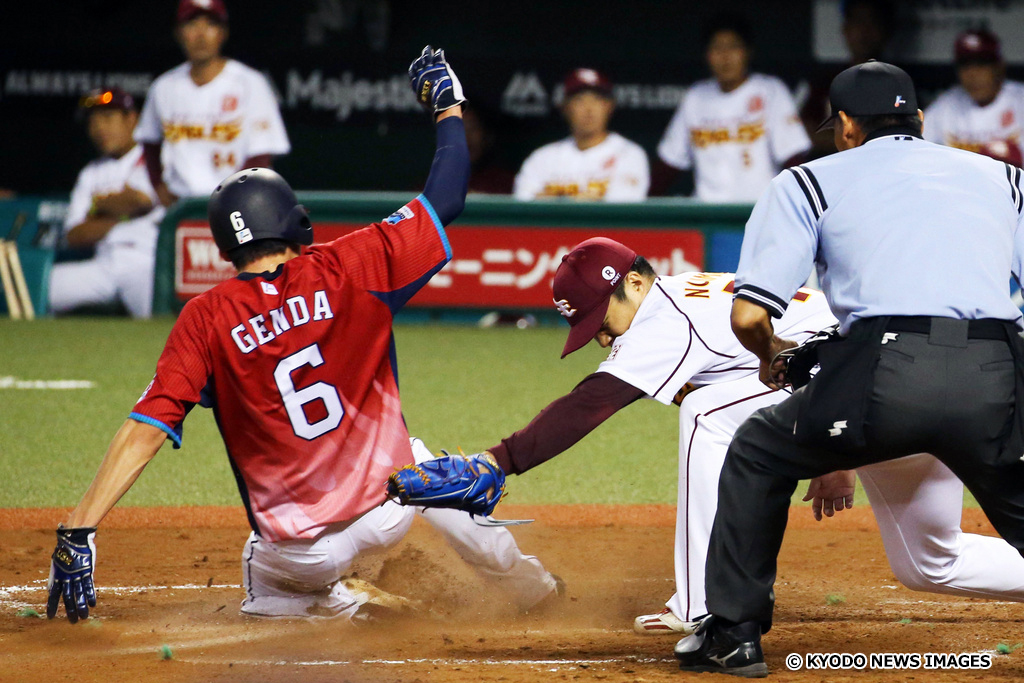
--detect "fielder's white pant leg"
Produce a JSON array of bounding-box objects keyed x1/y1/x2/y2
[
  {"x1": 240, "y1": 500, "x2": 416, "y2": 618},
  {"x1": 859, "y1": 453, "x2": 1024, "y2": 600},
  {"x1": 47, "y1": 252, "x2": 118, "y2": 314},
  {"x1": 408, "y1": 437, "x2": 557, "y2": 611},
  {"x1": 666, "y1": 376, "x2": 780, "y2": 621},
  {"x1": 111, "y1": 243, "x2": 156, "y2": 318}
]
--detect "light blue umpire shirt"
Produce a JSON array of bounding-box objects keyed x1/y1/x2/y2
[{"x1": 733, "y1": 129, "x2": 1024, "y2": 334}]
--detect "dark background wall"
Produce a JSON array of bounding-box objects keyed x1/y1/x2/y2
[{"x1": 0, "y1": 0, "x2": 1015, "y2": 196}]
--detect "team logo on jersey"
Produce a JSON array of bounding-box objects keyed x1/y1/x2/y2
[
  {"x1": 894, "y1": 95, "x2": 906, "y2": 107},
  {"x1": 748, "y1": 95, "x2": 764, "y2": 113},
  {"x1": 602, "y1": 156, "x2": 617, "y2": 170},
  {"x1": 1003, "y1": 109, "x2": 1015, "y2": 127},
  {"x1": 261, "y1": 282, "x2": 279, "y2": 295},
  {"x1": 553, "y1": 298, "x2": 577, "y2": 318},
  {"x1": 601, "y1": 266, "x2": 617, "y2": 281},
  {"x1": 384, "y1": 206, "x2": 415, "y2": 224},
  {"x1": 222, "y1": 95, "x2": 239, "y2": 113}
]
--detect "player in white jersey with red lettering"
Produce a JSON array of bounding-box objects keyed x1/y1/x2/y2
[
  {"x1": 651, "y1": 13, "x2": 810, "y2": 201},
  {"x1": 50, "y1": 88, "x2": 163, "y2": 318},
  {"x1": 45, "y1": 47, "x2": 560, "y2": 624},
  {"x1": 514, "y1": 68, "x2": 648, "y2": 201},
  {"x1": 135, "y1": 0, "x2": 290, "y2": 206},
  {"x1": 477, "y1": 238, "x2": 1024, "y2": 639},
  {"x1": 924, "y1": 29, "x2": 1024, "y2": 166}
]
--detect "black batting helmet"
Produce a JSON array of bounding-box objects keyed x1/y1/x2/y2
[{"x1": 208, "y1": 168, "x2": 313, "y2": 254}]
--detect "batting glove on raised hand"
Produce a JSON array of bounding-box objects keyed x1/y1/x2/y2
[
  {"x1": 46, "y1": 525, "x2": 97, "y2": 623},
  {"x1": 386, "y1": 451, "x2": 505, "y2": 517},
  {"x1": 408, "y1": 45, "x2": 466, "y2": 117}
]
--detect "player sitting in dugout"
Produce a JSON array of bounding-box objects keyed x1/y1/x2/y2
[
  {"x1": 49, "y1": 88, "x2": 162, "y2": 319},
  {"x1": 650, "y1": 11, "x2": 811, "y2": 200},
  {"x1": 514, "y1": 68, "x2": 649, "y2": 201}
]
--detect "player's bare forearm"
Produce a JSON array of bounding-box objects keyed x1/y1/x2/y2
[
  {"x1": 66, "y1": 217, "x2": 119, "y2": 248},
  {"x1": 64, "y1": 420, "x2": 167, "y2": 529},
  {"x1": 730, "y1": 298, "x2": 796, "y2": 389}
]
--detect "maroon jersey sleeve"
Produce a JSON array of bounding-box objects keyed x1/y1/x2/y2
[
  {"x1": 130, "y1": 297, "x2": 214, "y2": 447},
  {"x1": 489, "y1": 372, "x2": 645, "y2": 474},
  {"x1": 311, "y1": 194, "x2": 451, "y2": 313}
]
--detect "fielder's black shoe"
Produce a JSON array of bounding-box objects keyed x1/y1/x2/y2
[{"x1": 674, "y1": 615, "x2": 768, "y2": 678}]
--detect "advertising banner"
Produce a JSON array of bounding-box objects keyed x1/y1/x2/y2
[{"x1": 174, "y1": 221, "x2": 704, "y2": 307}]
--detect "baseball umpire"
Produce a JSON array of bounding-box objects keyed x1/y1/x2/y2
[
  {"x1": 670, "y1": 60, "x2": 1024, "y2": 676},
  {"x1": 43, "y1": 47, "x2": 568, "y2": 623}
]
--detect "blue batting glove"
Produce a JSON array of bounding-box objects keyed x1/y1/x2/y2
[
  {"x1": 409, "y1": 45, "x2": 466, "y2": 117},
  {"x1": 46, "y1": 525, "x2": 97, "y2": 623}
]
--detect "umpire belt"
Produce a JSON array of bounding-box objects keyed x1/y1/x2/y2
[{"x1": 885, "y1": 316, "x2": 1010, "y2": 343}]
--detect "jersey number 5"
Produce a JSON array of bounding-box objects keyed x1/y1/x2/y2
[{"x1": 273, "y1": 343, "x2": 344, "y2": 440}]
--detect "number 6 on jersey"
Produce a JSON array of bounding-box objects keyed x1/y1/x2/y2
[{"x1": 273, "y1": 343, "x2": 344, "y2": 440}]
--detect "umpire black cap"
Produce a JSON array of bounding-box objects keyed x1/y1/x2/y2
[
  {"x1": 208, "y1": 168, "x2": 314, "y2": 254},
  {"x1": 816, "y1": 60, "x2": 918, "y2": 132}
]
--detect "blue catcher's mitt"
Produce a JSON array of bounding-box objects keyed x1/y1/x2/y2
[{"x1": 386, "y1": 452, "x2": 505, "y2": 517}]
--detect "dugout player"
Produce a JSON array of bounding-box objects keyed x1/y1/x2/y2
[
  {"x1": 49, "y1": 88, "x2": 162, "y2": 318},
  {"x1": 650, "y1": 12, "x2": 811, "y2": 200},
  {"x1": 136, "y1": 0, "x2": 290, "y2": 207},
  {"x1": 924, "y1": 29, "x2": 1024, "y2": 166},
  {"x1": 477, "y1": 238, "x2": 1024, "y2": 644},
  {"x1": 673, "y1": 61, "x2": 1024, "y2": 676},
  {"x1": 46, "y1": 47, "x2": 560, "y2": 623},
  {"x1": 513, "y1": 68, "x2": 649, "y2": 201}
]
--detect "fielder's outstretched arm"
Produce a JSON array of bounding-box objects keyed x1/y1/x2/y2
[{"x1": 488, "y1": 372, "x2": 644, "y2": 475}]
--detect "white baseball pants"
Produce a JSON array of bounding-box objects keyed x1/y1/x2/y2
[
  {"x1": 240, "y1": 438, "x2": 557, "y2": 618},
  {"x1": 664, "y1": 374, "x2": 1024, "y2": 623},
  {"x1": 48, "y1": 242, "x2": 155, "y2": 318}
]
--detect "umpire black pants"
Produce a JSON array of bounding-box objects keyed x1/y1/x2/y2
[{"x1": 705, "y1": 318, "x2": 1023, "y2": 630}]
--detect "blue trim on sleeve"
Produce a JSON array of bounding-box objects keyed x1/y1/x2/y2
[
  {"x1": 129, "y1": 412, "x2": 183, "y2": 449},
  {"x1": 415, "y1": 194, "x2": 452, "y2": 260}
]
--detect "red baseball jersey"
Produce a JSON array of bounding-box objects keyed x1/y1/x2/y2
[{"x1": 131, "y1": 195, "x2": 451, "y2": 541}]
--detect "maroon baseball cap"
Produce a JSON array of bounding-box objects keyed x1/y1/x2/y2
[
  {"x1": 552, "y1": 237, "x2": 637, "y2": 358},
  {"x1": 78, "y1": 87, "x2": 136, "y2": 114},
  {"x1": 563, "y1": 68, "x2": 614, "y2": 99},
  {"x1": 955, "y1": 29, "x2": 1001, "y2": 64},
  {"x1": 177, "y1": 0, "x2": 228, "y2": 24}
]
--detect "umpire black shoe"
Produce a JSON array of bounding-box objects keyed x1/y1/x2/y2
[{"x1": 674, "y1": 615, "x2": 768, "y2": 678}]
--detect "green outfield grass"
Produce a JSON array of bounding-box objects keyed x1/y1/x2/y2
[{"x1": 0, "y1": 318, "x2": 977, "y2": 510}]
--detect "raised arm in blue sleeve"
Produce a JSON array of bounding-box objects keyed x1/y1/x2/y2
[{"x1": 422, "y1": 116, "x2": 470, "y2": 227}]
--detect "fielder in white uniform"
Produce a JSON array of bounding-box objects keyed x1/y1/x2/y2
[
  {"x1": 136, "y1": 0, "x2": 290, "y2": 204},
  {"x1": 924, "y1": 29, "x2": 1024, "y2": 166},
  {"x1": 514, "y1": 68, "x2": 648, "y2": 201},
  {"x1": 242, "y1": 437, "x2": 560, "y2": 618},
  {"x1": 50, "y1": 88, "x2": 163, "y2": 318},
  {"x1": 482, "y1": 238, "x2": 1024, "y2": 640},
  {"x1": 653, "y1": 14, "x2": 810, "y2": 201}
]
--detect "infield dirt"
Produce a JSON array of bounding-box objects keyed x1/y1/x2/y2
[{"x1": 1, "y1": 505, "x2": 1022, "y2": 682}]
